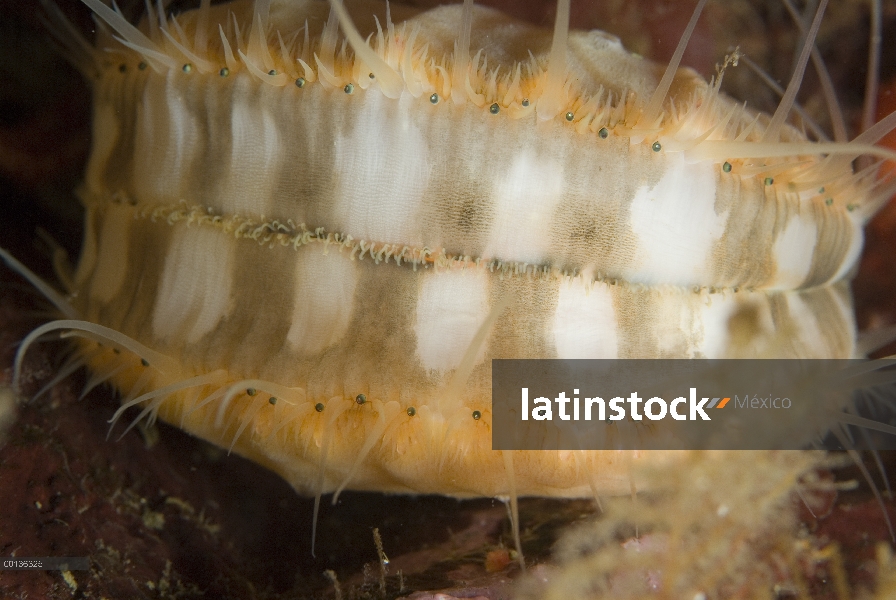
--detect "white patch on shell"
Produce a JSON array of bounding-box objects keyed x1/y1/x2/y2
[
  {"x1": 152, "y1": 227, "x2": 235, "y2": 344},
  {"x1": 89, "y1": 207, "x2": 133, "y2": 304},
  {"x1": 627, "y1": 153, "x2": 725, "y2": 286},
  {"x1": 334, "y1": 90, "x2": 430, "y2": 246},
  {"x1": 552, "y1": 279, "x2": 619, "y2": 359},
  {"x1": 220, "y1": 81, "x2": 283, "y2": 216},
  {"x1": 772, "y1": 214, "x2": 817, "y2": 288},
  {"x1": 133, "y1": 71, "x2": 199, "y2": 204},
  {"x1": 286, "y1": 247, "x2": 358, "y2": 355},
  {"x1": 785, "y1": 293, "x2": 826, "y2": 355},
  {"x1": 695, "y1": 294, "x2": 740, "y2": 358},
  {"x1": 414, "y1": 268, "x2": 490, "y2": 372},
  {"x1": 830, "y1": 217, "x2": 865, "y2": 284},
  {"x1": 485, "y1": 150, "x2": 565, "y2": 265}
]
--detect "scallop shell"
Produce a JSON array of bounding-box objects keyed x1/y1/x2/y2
[{"x1": 9, "y1": 0, "x2": 896, "y2": 504}]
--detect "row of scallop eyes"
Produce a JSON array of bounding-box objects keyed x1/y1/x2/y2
[
  {"x1": 118, "y1": 59, "x2": 620, "y2": 139},
  {"x1": 247, "y1": 386, "x2": 488, "y2": 421},
  {"x1": 126, "y1": 354, "x2": 486, "y2": 420},
  {"x1": 115, "y1": 59, "x2": 852, "y2": 205}
]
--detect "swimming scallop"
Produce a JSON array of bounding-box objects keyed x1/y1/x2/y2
[{"x1": 8, "y1": 0, "x2": 896, "y2": 507}]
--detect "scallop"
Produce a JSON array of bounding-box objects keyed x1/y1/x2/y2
[{"x1": 6, "y1": 0, "x2": 896, "y2": 513}]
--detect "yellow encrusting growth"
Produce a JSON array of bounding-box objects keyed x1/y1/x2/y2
[{"x1": 515, "y1": 451, "x2": 886, "y2": 599}]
